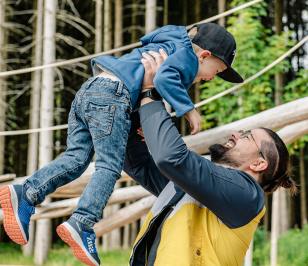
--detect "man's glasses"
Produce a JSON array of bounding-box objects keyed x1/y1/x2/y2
[{"x1": 238, "y1": 130, "x2": 265, "y2": 159}]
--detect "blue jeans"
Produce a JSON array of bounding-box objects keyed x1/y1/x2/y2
[{"x1": 23, "y1": 77, "x2": 132, "y2": 228}]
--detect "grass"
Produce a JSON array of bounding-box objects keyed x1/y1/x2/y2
[{"x1": 0, "y1": 242, "x2": 131, "y2": 266}]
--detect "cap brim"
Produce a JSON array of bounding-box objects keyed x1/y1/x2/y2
[{"x1": 218, "y1": 67, "x2": 243, "y2": 83}]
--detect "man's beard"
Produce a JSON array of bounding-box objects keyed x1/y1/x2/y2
[{"x1": 209, "y1": 143, "x2": 241, "y2": 167}]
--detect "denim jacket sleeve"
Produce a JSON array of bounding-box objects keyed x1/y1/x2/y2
[
  {"x1": 123, "y1": 111, "x2": 169, "y2": 197},
  {"x1": 153, "y1": 47, "x2": 198, "y2": 117},
  {"x1": 139, "y1": 101, "x2": 265, "y2": 228}
]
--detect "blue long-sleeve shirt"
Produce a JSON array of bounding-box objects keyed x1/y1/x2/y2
[{"x1": 91, "y1": 25, "x2": 198, "y2": 117}]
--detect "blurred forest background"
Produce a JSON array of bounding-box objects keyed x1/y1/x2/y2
[{"x1": 0, "y1": 0, "x2": 307, "y2": 265}]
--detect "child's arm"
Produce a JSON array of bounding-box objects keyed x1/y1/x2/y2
[
  {"x1": 184, "y1": 108, "x2": 202, "y2": 135},
  {"x1": 152, "y1": 47, "x2": 198, "y2": 118},
  {"x1": 143, "y1": 48, "x2": 201, "y2": 134}
]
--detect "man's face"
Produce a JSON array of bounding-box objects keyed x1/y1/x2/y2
[
  {"x1": 194, "y1": 53, "x2": 227, "y2": 83},
  {"x1": 209, "y1": 129, "x2": 271, "y2": 169}
]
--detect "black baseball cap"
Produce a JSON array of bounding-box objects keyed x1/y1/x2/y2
[{"x1": 191, "y1": 22, "x2": 243, "y2": 83}]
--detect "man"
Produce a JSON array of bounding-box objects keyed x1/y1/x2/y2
[{"x1": 124, "y1": 51, "x2": 297, "y2": 265}]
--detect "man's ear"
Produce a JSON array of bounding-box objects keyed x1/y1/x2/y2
[
  {"x1": 198, "y1": 50, "x2": 212, "y2": 62},
  {"x1": 249, "y1": 158, "x2": 268, "y2": 173}
]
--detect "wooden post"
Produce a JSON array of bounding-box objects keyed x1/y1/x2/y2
[
  {"x1": 244, "y1": 239, "x2": 253, "y2": 266},
  {"x1": 145, "y1": 0, "x2": 156, "y2": 33},
  {"x1": 218, "y1": 0, "x2": 226, "y2": 26},
  {"x1": 271, "y1": 189, "x2": 280, "y2": 266},
  {"x1": 109, "y1": 183, "x2": 121, "y2": 250},
  {"x1": 114, "y1": 0, "x2": 123, "y2": 57},
  {"x1": 95, "y1": 0, "x2": 103, "y2": 53},
  {"x1": 34, "y1": 0, "x2": 57, "y2": 264},
  {"x1": 104, "y1": 0, "x2": 112, "y2": 51},
  {"x1": 0, "y1": 0, "x2": 7, "y2": 175},
  {"x1": 24, "y1": 0, "x2": 44, "y2": 256},
  {"x1": 163, "y1": 0, "x2": 168, "y2": 25},
  {"x1": 123, "y1": 181, "x2": 132, "y2": 249},
  {"x1": 300, "y1": 147, "x2": 307, "y2": 227}
]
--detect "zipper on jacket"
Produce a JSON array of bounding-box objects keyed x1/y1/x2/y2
[{"x1": 129, "y1": 205, "x2": 171, "y2": 265}]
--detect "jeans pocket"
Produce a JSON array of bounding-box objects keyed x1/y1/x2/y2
[{"x1": 86, "y1": 102, "x2": 116, "y2": 140}]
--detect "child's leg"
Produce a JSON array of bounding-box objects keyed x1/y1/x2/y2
[
  {"x1": 23, "y1": 78, "x2": 97, "y2": 206},
  {"x1": 0, "y1": 78, "x2": 97, "y2": 245},
  {"x1": 56, "y1": 78, "x2": 131, "y2": 265},
  {"x1": 70, "y1": 79, "x2": 132, "y2": 229}
]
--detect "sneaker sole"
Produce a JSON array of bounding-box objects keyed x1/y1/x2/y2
[
  {"x1": 56, "y1": 223, "x2": 99, "y2": 266},
  {"x1": 0, "y1": 185, "x2": 27, "y2": 245}
]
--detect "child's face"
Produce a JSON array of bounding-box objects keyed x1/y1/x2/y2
[{"x1": 194, "y1": 50, "x2": 227, "y2": 83}]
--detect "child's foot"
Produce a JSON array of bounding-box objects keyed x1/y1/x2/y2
[
  {"x1": 56, "y1": 217, "x2": 100, "y2": 266},
  {"x1": 0, "y1": 184, "x2": 35, "y2": 245}
]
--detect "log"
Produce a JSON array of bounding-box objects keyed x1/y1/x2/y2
[
  {"x1": 277, "y1": 119, "x2": 308, "y2": 144},
  {"x1": 31, "y1": 185, "x2": 150, "y2": 220},
  {"x1": 0, "y1": 174, "x2": 16, "y2": 183},
  {"x1": 184, "y1": 97, "x2": 308, "y2": 154},
  {"x1": 50, "y1": 171, "x2": 131, "y2": 198},
  {"x1": 94, "y1": 196, "x2": 156, "y2": 237}
]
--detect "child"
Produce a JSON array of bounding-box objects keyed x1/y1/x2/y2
[{"x1": 0, "y1": 23, "x2": 243, "y2": 266}]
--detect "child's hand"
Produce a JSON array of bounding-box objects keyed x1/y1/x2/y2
[
  {"x1": 137, "y1": 127, "x2": 145, "y2": 141},
  {"x1": 184, "y1": 109, "x2": 202, "y2": 135}
]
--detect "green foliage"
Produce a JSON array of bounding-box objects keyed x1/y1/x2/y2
[
  {"x1": 199, "y1": 1, "x2": 294, "y2": 130},
  {"x1": 0, "y1": 242, "x2": 131, "y2": 266},
  {"x1": 252, "y1": 227, "x2": 270, "y2": 266},
  {"x1": 283, "y1": 69, "x2": 308, "y2": 154},
  {"x1": 253, "y1": 226, "x2": 308, "y2": 266},
  {"x1": 278, "y1": 225, "x2": 308, "y2": 265}
]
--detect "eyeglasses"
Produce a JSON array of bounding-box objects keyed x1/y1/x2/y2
[{"x1": 238, "y1": 130, "x2": 266, "y2": 159}]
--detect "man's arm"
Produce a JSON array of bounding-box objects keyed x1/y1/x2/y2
[
  {"x1": 139, "y1": 101, "x2": 264, "y2": 228},
  {"x1": 123, "y1": 111, "x2": 169, "y2": 197}
]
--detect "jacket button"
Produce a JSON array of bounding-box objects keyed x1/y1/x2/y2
[{"x1": 196, "y1": 249, "x2": 201, "y2": 256}]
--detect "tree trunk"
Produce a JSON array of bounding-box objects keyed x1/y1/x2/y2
[
  {"x1": 194, "y1": 0, "x2": 201, "y2": 110},
  {"x1": 300, "y1": 146, "x2": 307, "y2": 227},
  {"x1": 95, "y1": 0, "x2": 103, "y2": 53},
  {"x1": 104, "y1": 0, "x2": 112, "y2": 51},
  {"x1": 182, "y1": 0, "x2": 187, "y2": 25},
  {"x1": 274, "y1": 0, "x2": 289, "y2": 242},
  {"x1": 274, "y1": 0, "x2": 283, "y2": 106},
  {"x1": 34, "y1": 0, "x2": 57, "y2": 264},
  {"x1": 24, "y1": 0, "x2": 44, "y2": 256},
  {"x1": 270, "y1": 189, "x2": 280, "y2": 266},
  {"x1": 163, "y1": 0, "x2": 168, "y2": 25},
  {"x1": 131, "y1": 0, "x2": 138, "y2": 42},
  {"x1": 114, "y1": 0, "x2": 123, "y2": 48},
  {"x1": 244, "y1": 239, "x2": 253, "y2": 266},
  {"x1": 0, "y1": 0, "x2": 7, "y2": 175},
  {"x1": 218, "y1": 0, "x2": 226, "y2": 26},
  {"x1": 114, "y1": 0, "x2": 123, "y2": 57},
  {"x1": 145, "y1": 0, "x2": 156, "y2": 33}
]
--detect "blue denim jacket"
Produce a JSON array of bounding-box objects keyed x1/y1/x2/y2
[{"x1": 91, "y1": 25, "x2": 199, "y2": 117}]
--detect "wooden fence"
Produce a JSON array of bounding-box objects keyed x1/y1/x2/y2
[{"x1": 0, "y1": 97, "x2": 307, "y2": 264}]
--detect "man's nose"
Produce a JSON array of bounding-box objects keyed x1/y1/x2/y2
[{"x1": 230, "y1": 131, "x2": 241, "y2": 140}]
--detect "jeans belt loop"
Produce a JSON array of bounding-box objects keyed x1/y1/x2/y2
[{"x1": 115, "y1": 82, "x2": 123, "y2": 96}]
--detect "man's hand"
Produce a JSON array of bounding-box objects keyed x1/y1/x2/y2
[
  {"x1": 141, "y1": 49, "x2": 168, "y2": 91},
  {"x1": 184, "y1": 108, "x2": 202, "y2": 135}
]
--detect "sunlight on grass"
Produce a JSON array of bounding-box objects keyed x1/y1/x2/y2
[{"x1": 0, "y1": 243, "x2": 131, "y2": 266}]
